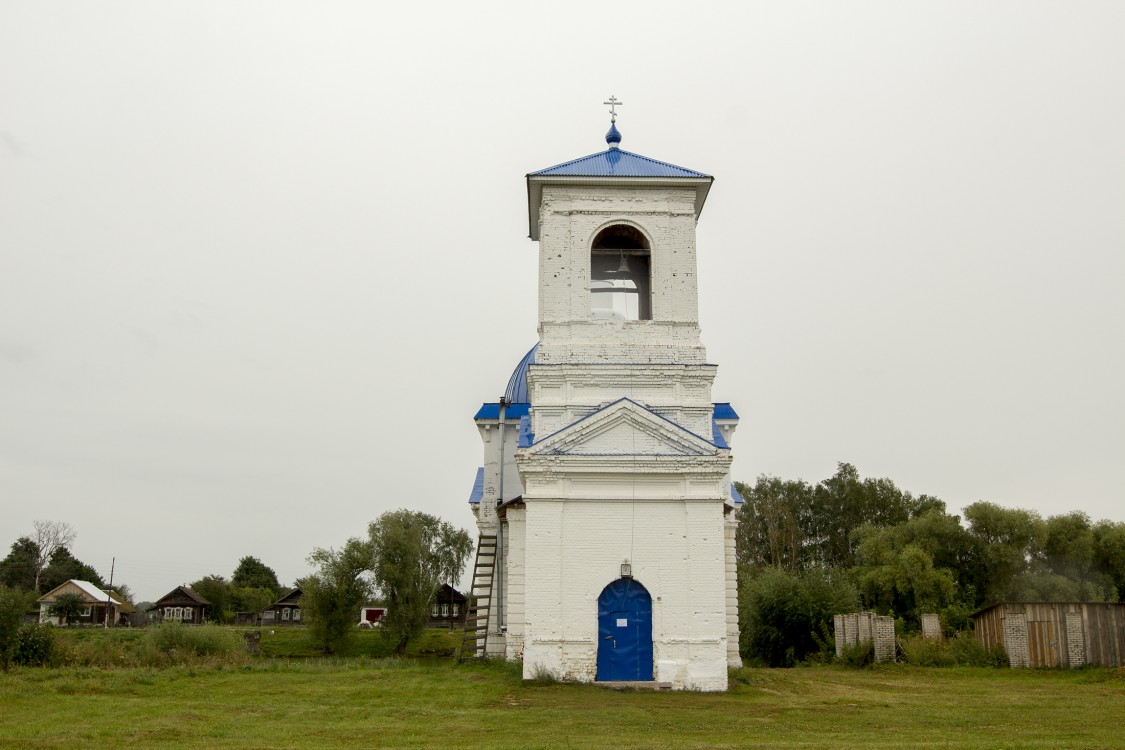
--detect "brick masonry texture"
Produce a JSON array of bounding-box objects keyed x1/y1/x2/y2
[
  {"x1": 1003, "y1": 613, "x2": 1031, "y2": 668},
  {"x1": 834, "y1": 612, "x2": 897, "y2": 663},
  {"x1": 1065, "y1": 611, "x2": 1086, "y2": 668}
]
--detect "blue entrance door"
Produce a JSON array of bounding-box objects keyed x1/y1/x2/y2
[{"x1": 597, "y1": 579, "x2": 653, "y2": 681}]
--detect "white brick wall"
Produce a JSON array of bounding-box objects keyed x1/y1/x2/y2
[
  {"x1": 724, "y1": 512, "x2": 741, "y2": 668},
  {"x1": 1065, "y1": 611, "x2": 1086, "y2": 668},
  {"x1": 519, "y1": 497, "x2": 729, "y2": 691},
  {"x1": 834, "y1": 612, "x2": 896, "y2": 663},
  {"x1": 536, "y1": 186, "x2": 703, "y2": 328},
  {"x1": 1003, "y1": 613, "x2": 1031, "y2": 668}
]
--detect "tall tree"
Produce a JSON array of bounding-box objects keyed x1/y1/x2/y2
[
  {"x1": 31, "y1": 521, "x2": 76, "y2": 592},
  {"x1": 39, "y1": 547, "x2": 103, "y2": 593},
  {"x1": 232, "y1": 586, "x2": 276, "y2": 615},
  {"x1": 368, "y1": 510, "x2": 473, "y2": 655},
  {"x1": 1093, "y1": 521, "x2": 1125, "y2": 599},
  {"x1": 0, "y1": 538, "x2": 40, "y2": 592},
  {"x1": 0, "y1": 586, "x2": 30, "y2": 671},
  {"x1": 735, "y1": 476, "x2": 810, "y2": 572},
  {"x1": 963, "y1": 502, "x2": 1046, "y2": 602},
  {"x1": 301, "y1": 539, "x2": 374, "y2": 655},
  {"x1": 189, "y1": 575, "x2": 234, "y2": 623},
  {"x1": 232, "y1": 556, "x2": 281, "y2": 594}
]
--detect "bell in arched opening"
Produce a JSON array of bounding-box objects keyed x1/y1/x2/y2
[{"x1": 590, "y1": 224, "x2": 651, "y2": 320}]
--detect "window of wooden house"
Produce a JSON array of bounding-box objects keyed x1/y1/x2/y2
[
  {"x1": 293, "y1": 608, "x2": 301, "y2": 621},
  {"x1": 432, "y1": 604, "x2": 440, "y2": 617},
  {"x1": 441, "y1": 603, "x2": 449, "y2": 617},
  {"x1": 164, "y1": 607, "x2": 173, "y2": 619},
  {"x1": 282, "y1": 607, "x2": 290, "y2": 621},
  {"x1": 184, "y1": 606, "x2": 192, "y2": 620},
  {"x1": 174, "y1": 607, "x2": 183, "y2": 620},
  {"x1": 591, "y1": 225, "x2": 651, "y2": 321},
  {"x1": 452, "y1": 603, "x2": 460, "y2": 617}
]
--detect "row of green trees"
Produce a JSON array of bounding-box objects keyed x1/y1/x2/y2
[
  {"x1": 736, "y1": 463, "x2": 1125, "y2": 666},
  {"x1": 301, "y1": 509, "x2": 473, "y2": 655},
  {"x1": 0, "y1": 511, "x2": 474, "y2": 660},
  {"x1": 186, "y1": 556, "x2": 287, "y2": 623}
]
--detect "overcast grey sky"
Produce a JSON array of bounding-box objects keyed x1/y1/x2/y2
[{"x1": 2, "y1": 2, "x2": 1123, "y2": 602}]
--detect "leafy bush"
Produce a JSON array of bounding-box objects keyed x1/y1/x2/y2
[
  {"x1": 740, "y1": 567, "x2": 860, "y2": 667},
  {"x1": 898, "y1": 632, "x2": 1008, "y2": 667},
  {"x1": 14, "y1": 624, "x2": 56, "y2": 666},
  {"x1": 837, "y1": 640, "x2": 874, "y2": 668},
  {"x1": 142, "y1": 623, "x2": 245, "y2": 664}
]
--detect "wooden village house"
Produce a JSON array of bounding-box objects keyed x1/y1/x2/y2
[
  {"x1": 262, "y1": 588, "x2": 302, "y2": 625},
  {"x1": 151, "y1": 586, "x2": 212, "y2": 624},
  {"x1": 429, "y1": 584, "x2": 467, "y2": 628},
  {"x1": 37, "y1": 579, "x2": 129, "y2": 626}
]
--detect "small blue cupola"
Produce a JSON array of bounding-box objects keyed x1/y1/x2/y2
[{"x1": 605, "y1": 121, "x2": 622, "y2": 148}]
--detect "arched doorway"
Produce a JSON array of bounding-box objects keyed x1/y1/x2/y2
[{"x1": 597, "y1": 578, "x2": 653, "y2": 681}]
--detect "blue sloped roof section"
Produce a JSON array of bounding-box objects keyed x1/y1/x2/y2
[
  {"x1": 529, "y1": 148, "x2": 710, "y2": 179},
  {"x1": 468, "y1": 467, "x2": 484, "y2": 504},
  {"x1": 711, "y1": 420, "x2": 729, "y2": 449},
  {"x1": 731, "y1": 484, "x2": 744, "y2": 505},
  {"x1": 474, "y1": 402, "x2": 530, "y2": 420},
  {"x1": 712, "y1": 403, "x2": 739, "y2": 420},
  {"x1": 518, "y1": 414, "x2": 534, "y2": 448},
  {"x1": 505, "y1": 343, "x2": 539, "y2": 403}
]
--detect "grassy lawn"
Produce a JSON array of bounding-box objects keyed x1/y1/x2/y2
[{"x1": 1, "y1": 658, "x2": 1122, "y2": 749}]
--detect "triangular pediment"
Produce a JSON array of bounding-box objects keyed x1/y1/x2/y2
[{"x1": 523, "y1": 399, "x2": 719, "y2": 457}]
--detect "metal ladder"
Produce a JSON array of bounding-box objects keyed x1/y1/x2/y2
[{"x1": 459, "y1": 534, "x2": 497, "y2": 661}]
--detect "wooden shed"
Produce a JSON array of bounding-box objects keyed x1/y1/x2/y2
[{"x1": 973, "y1": 601, "x2": 1125, "y2": 668}]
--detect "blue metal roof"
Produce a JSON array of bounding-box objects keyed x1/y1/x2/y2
[
  {"x1": 473, "y1": 402, "x2": 531, "y2": 421},
  {"x1": 731, "y1": 484, "x2": 744, "y2": 505},
  {"x1": 518, "y1": 414, "x2": 534, "y2": 448},
  {"x1": 504, "y1": 343, "x2": 538, "y2": 404},
  {"x1": 467, "y1": 467, "x2": 484, "y2": 504},
  {"x1": 711, "y1": 420, "x2": 729, "y2": 449},
  {"x1": 713, "y1": 403, "x2": 739, "y2": 420},
  {"x1": 528, "y1": 148, "x2": 710, "y2": 179}
]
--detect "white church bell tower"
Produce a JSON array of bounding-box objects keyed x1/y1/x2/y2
[{"x1": 466, "y1": 100, "x2": 741, "y2": 691}]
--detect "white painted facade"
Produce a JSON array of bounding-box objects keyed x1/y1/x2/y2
[{"x1": 469, "y1": 128, "x2": 740, "y2": 690}]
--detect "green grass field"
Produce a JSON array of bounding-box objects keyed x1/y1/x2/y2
[{"x1": 2, "y1": 656, "x2": 1122, "y2": 749}]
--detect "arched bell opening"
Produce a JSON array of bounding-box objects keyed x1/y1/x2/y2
[{"x1": 590, "y1": 224, "x2": 651, "y2": 321}]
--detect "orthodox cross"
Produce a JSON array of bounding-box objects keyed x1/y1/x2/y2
[{"x1": 603, "y1": 95, "x2": 624, "y2": 123}]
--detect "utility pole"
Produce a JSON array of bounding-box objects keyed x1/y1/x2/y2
[{"x1": 103, "y1": 557, "x2": 115, "y2": 628}]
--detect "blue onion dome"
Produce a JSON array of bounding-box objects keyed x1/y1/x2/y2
[
  {"x1": 503, "y1": 343, "x2": 539, "y2": 403},
  {"x1": 605, "y1": 121, "x2": 622, "y2": 148}
]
